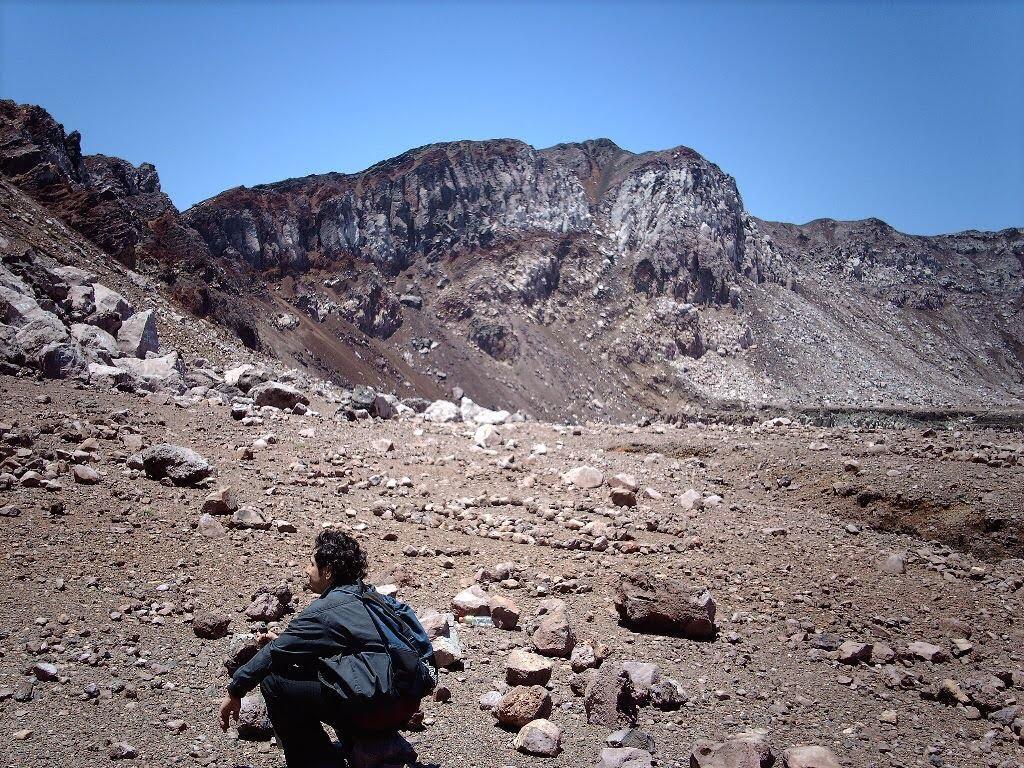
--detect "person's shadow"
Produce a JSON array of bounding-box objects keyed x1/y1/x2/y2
[{"x1": 338, "y1": 732, "x2": 443, "y2": 768}]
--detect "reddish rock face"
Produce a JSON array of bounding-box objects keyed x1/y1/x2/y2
[
  {"x1": 0, "y1": 100, "x2": 259, "y2": 343},
  {"x1": 614, "y1": 570, "x2": 716, "y2": 640},
  {"x1": 0, "y1": 100, "x2": 174, "y2": 266}
]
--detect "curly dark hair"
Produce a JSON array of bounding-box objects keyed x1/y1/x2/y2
[{"x1": 313, "y1": 529, "x2": 368, "y2": 586}]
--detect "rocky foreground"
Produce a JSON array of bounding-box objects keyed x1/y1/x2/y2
[{"x1": 2, "y1": 365, "x2": 1023, "y2": 767}]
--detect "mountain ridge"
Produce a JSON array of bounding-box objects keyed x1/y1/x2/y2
[{"x1": 2, "y1": 97, "x2": 1021, "y2": 421}]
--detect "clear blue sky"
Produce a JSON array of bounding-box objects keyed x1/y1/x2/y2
[{"x1": 2, "y1": 1, "x2": 1021, "y2": 235}]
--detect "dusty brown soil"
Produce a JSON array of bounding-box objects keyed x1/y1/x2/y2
[{"x1": 2, "y1": 376, "x2": 1023, "y2": 768}]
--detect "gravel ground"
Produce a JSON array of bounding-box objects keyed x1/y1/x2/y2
[{"x1": 2, "y1": 376, "x2": 1024, "y2": 768}]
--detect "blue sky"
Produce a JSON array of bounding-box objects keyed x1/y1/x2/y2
[{"x1": 1, "y1": 1, "x2": 1021, "y2": 235}]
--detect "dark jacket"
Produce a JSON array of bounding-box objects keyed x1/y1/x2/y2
[{"x1": 227, "y1": 582, "x2": 429, "y2": 698}]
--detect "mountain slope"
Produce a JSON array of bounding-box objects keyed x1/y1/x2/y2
[
  {"x1": 0, "y1": 100, "x2": 261, "y2": 345},
  {"x1": 2, "y1": 99, "x2": 1022, "y2": 420}
]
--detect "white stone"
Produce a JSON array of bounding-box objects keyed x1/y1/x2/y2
[
  {"x1": 474, "y1": 424, "x2": 502, "y2": 448},
  {"x1": 460, "y1": 397, "x2": 510, "y2": 425},
  {"x1": 224, "y1": 364, "x2": 254, "y2": 386},
  {"x1": 423, "y1": 400, "x2": 460, "y2": 423},
  {"x1": 564, "y1": 465, "x2": 603, "y2": 489}
]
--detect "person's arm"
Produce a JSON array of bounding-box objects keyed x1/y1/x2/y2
[
  {"x1": 226, "y1": 640, "x2": 274, "y2": 698},
  {"x1": 227, "y1": 603, "x2": 344, "y2": 698}
]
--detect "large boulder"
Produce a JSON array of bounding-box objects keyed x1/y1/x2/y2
[
  {"x1": 67, "y1": 284, "x2": 94, "y2": 316},
  {"x1": 489, "y1": 595, "x2": 521, "y2": 630},
  {"x1": 0, "y1": 282, "x2": 40, "y2": 326},
  {"x1": 598, "y1": 747, "x2": 653, "y2": 768},
  {"x1": 513, "y1": 719, "x2": 562, "y2": 757},
  {"x1": 460, "y1": 397, "x2": 510, "y2": 425},
  {"x1": 52, "y1": 264, "x2": 95, "y2": 287},
  {"x1": 88, "y1": 362, "x2": 133, "y2": 388},
  {"x1": 451, "y1": 585, "x2": 490, "y2": 617},
  {"x1": 202, "y1": 486, "x2": 238, "y2": 515},
  {"x1": 223, "y1": 364, "x2": 253, "y2": 387},
  {"x1": 531, "y1": 607, "x2": 576, "y2": 658},
  {"x1": 246, "y1": 590, "x2": 288, "y2": 621},
  {"x1": 781, "y1": 745, "x2": 841, "y2": 768},
  {"x1": 506, "y1": 649, "x2": 554, "y2": 686},
  {"x1": 373, "y1": 393, "x2": 397, "y2": 420},
  {"x1": 137, "y1": 444, "x2": 212, "y2": 486},
  {"x1": 615, "y1": 570, "x2": 716, "y2": 639},
  {"x1": 38, "y1": 341, "x2": 87, "y2": 379},
  {"x1": 493, "y1": 685, "x2": 552, "y2": 729},
  {"x1": 349, "y1": 385, "x2": 377, "y2": 411},
  {"x1": 249, "y1": 381, "x2": 310, "y2": 410},
  {"x1": 235, "y1": 367, "x2": 268, "y2": 392},
  {"x1": 245, "y1": 584, "x2": 292, "y2": 622},
  {"x1": 564, "y1": 465, "x2": 604, "y2": 489},
  {"x1": 192, "y1": 609, "x2": 232, "y2": 640},
  {"x1": 474, "y1": 423, "x2": 503, "y2": 448},
  {"x1": 690, "y1": 732, "x2": 775, "y2": 768},
  {"x1": 416, "y1": 609, "x2": 455, "y2": 641},
  {"x1": 584, "y1": 662, "x2": 638, "y2": 727},
  {"x1": 233, "y1": 506, "x2": 271, "y2": 530},
  {"x1": 115, "y1": 351, "x2": 184, "y2": 391},
  {"x1": 71, "y1": 323, "x2": 119, "y2": 361},
  {"x1": 432, "y1": 634, "x2": 463, "y2": 668},
  {"x1": 116, "y1": 309, "x2": 158, "y2": 358},
  {"x1": 15, "y1": 312, "x2": 68, "y2": 358},
  {"x1": 621, "y1": 661, "x2": 661, "y2": 702},
  {"x1": 91, "y1": 284, "x2": 133, "y2": 321},
  {"x1": 0, "y1": 323, "x2": 17, "y2": 365},
  {"x1": 423, "y1": 399, "x2": 460, "y2": 423}
]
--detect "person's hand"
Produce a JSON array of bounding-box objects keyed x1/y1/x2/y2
[{"x1": 218, "y1": 694, "x2": 241, "y2": 731}]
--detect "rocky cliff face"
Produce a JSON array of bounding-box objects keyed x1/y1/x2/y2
[
  {"x1": 184, "y1": 137, "x2": 786, "y2": 306},
  {"x1": 0, "y1": 101, "x2": 174, "y2": 266},
  {"x1": 2, "y1": 99, "x2": 1021, "y2": 420},
  {"x1": 176, "y1": 135, "x2": 804, "y2": 418},
  {"x1": 0, "y1": 100, "x2": 259, "y2": 344}
]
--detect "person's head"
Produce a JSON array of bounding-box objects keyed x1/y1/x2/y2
[{"x1": 306, "y1": 529, "x2": 368, "y2": 594}]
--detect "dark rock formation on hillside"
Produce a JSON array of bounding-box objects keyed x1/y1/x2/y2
[
  {"x1": 1, "y1": 98, "x2": 1022, "y2": 420},
  {"x1": 0, "y1": 100, "x2": 259, "y2": 345},
  {"x1": 181, "y1": 134, "x2": 1023, "y2": 416}
]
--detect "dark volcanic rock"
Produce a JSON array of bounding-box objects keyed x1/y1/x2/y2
[
  {"x1": 249, "y1": 381, "x2": 309, "y2": 410},
  {"x1": 468, "y1": 317, "x2": 520, "y2": 362},
  {"x1": 614, "y1": 570, "x2": 716, "y2": 639},
  {"x1": 192, "y1": 609, "x2": 231, "y2": 640},
  {"x1": 137, "y1": 444, "x2": 212, "y2": 486},
  {"x1": 584, "y1": 661, "x2": 638, "y2": 727}
]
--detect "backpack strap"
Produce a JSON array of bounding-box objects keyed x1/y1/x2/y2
[
  {"x1": 357, "y1": 583, "x2": 437, "y2": 687},
  {"x1": 358, "y1": 582, "x2": 423, "y2": 650}
]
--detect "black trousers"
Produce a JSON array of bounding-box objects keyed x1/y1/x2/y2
[{"x1": 260, "y1": 670, "x2": 347, "y2": 768}]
